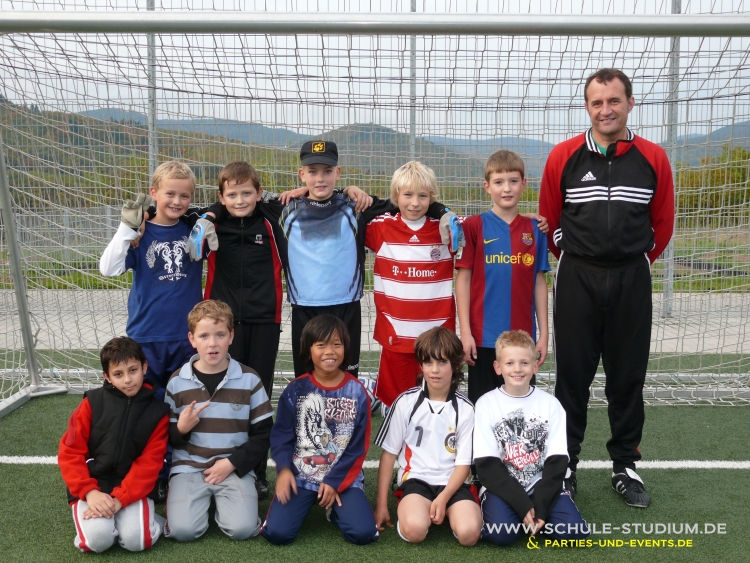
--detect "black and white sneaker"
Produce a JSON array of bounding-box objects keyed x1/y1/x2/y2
[
  {"x1": 255, "y1": 478, "x2": 270, "y2": 501},
  {"x1": 612, "y1": 469, "x2": 651, "y2": 508},
  {"x1": 564, "y1": 468, "x2": 577, "y2": 500}
]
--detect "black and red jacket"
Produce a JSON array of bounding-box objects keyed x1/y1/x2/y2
[
  {"x1": 539, "y1": 128, "x2": 674, "y2": 264},
  {"x1": 58, "y1": 382, "x2": 169, "y2": 507},
  {"x1": 204, "y1": 202, "x2": 284, "y2": 324}
]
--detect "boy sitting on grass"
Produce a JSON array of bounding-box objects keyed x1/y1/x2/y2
[
  {"x1": 58, "y1": 337, "x2": 169, "y2": 553},
  {"x1": 164, "y1": 300, "x2": 273, "y2": 542},
  {"x1": 262, "y1": 315, "x2": 378, "y2": 546},
  {"x1": 474, "y1": 330, "x2": 588, "y2": 546},
  {"x1": 374, "y1": 327, "x2": 482, "y2": 546}
]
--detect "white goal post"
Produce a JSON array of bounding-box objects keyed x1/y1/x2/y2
[{"x1": 1, "y1": 2, "x2": 749, "y2": 417}]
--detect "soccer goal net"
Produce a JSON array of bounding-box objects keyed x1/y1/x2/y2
[{"x1": 1, "y1": 1, "x2": 748, "y2": 414}]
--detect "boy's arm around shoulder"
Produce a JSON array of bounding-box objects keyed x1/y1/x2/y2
[
  {"x1": 110, "y1": 413, "x2": 169, "y2": 508},
  {"x1": 227, "y1": 372, "x2": 274, "y2": 477},
  {"x1": 321, "y1": 382, "x2": 371, "y2": 493},
  {"x1": 58, "y1": 398, "x2": 100, "y2": 501},
  {"x1": 99, "y1": 222, "x2": 139, "y2": 276}
]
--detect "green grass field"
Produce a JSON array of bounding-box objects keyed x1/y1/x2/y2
[{"x1": 0, "y1": 395, "x2": 748, "y2": 562}]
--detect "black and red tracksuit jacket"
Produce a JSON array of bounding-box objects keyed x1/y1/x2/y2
[
  {"x1": 539, "y1": 127, "x2": 674, "y2": 264},
  {"x1": 204, "y1": 203, "x2": 284, "y2": 324}
]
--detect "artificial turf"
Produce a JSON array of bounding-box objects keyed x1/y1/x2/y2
[{"x1": 0, "y1": 395, "x2": 747, "y2": 563}]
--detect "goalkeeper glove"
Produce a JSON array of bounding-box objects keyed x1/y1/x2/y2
[
  {"x1": 121, "y1": 193, "x2": 154, "y2": 230},
  {"x1": 439, "y1": 210, "x2": 465, "y2": 253},
  {"x1": 187, "y1": 215, "x2": 219, "y2": 261}
]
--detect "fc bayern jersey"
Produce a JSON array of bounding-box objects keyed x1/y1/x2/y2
[
  {"x1": 270, "y1": 373, "x2": 371, "y2": 493},
  {"x1": 474, "y1": 386, "x2": 567, "y2": 492},
  {"x1": 365, "y1": 213, "x2": 456, "y2": 353},
  {"x1": 124, "y1": 221, "x2": 203, "y2": 342},
  {"x1": 375, "y1": 384, "x2": 474, "y2": 487},
  {"x1": 455, "y1": 212, "x2": 550, "y2": 348}
]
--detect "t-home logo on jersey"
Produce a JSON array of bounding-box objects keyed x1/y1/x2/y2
[{"x1": 485, "y1": 252, "x2": 535, "y2": 266}]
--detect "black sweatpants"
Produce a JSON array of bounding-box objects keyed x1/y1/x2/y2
[
  {"x1": 291, "y1": 300, "x2": 361, "y2": 378},
  {"x1": 228, "y1": 322, "x2": 281, "y2": 482},
  {"x1": 553, "y1": 254, "x2": 651, "y2": 474}
]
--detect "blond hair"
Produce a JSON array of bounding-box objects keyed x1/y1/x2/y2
[
  {"x1": 495, "y1": 330, "x2": 536, "y2": 360},
  {"x1": 187, "y1": 300, "x2": 234, "y2": 333},
  {"x1": 484, "y1": 150, "x2": 525, "y2": 181},
  {"x1": 390, "y1": 161, "x2": 438, "y2": 204},
  {"x1": 151, "y1": 161, "x2": 197, "y2": 192}
]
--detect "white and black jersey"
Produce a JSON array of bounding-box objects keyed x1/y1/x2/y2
[
  {"x1": 474, "y1": 386, "x2": 568, "y2": 492},
  {"x1": 375, "y1": 382, "x2": 474, "y2": 487}
]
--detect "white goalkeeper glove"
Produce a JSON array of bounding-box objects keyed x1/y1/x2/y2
[{"x1": 121, "y1": 193, "x2": 154, "y2": 230}]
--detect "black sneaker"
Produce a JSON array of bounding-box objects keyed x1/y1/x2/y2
[
  {"x1": 255, "y1": 478, "x2": 270, "y2": 501},
  {"x1": 612, "y1": 470, "x2": 651, "y2": 508},
  {"x1": 564, "y1": 469, "x2": 577, "y2": 500}
]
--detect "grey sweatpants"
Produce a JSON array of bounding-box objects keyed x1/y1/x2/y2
[
  {"x1": 165, "y1": 471, "x2": 260, "y2": 541},
  {"x1": 71, "y1": 497, "x2": 164, "y2": 553}
]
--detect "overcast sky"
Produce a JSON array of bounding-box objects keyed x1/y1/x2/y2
[{"x1": 1, "y1": 0, "x2": 748, "y2": 147}]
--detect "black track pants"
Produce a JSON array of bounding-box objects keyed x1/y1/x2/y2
[
  {"x1": 228, "y1": 322, "x2": 281, "y2": 482},
  {"x1": 291, "y1": 300, "x2": 361, "y2": 378},
  {"x1": 553, "y1": 254, "x2": 652, "y2": 473}
]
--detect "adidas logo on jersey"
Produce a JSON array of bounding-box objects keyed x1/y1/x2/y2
[
  {"x1": 409, "y1": 235, "x2": 420, "y2": 243},
  {"x1": 581, "y1": 171, "x2": 597, "y2": 182}
]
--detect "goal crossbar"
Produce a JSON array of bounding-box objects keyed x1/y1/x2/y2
[{"x1": 1, "y1": 12, "x2": 750, "y2": 36}]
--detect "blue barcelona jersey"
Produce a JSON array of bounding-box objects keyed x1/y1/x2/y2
[{"x1": 455, "y1": 212, "x2": 550, "y2": 348}]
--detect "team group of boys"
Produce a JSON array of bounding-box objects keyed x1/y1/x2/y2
[{"x1": 58, "y1": 68, "x2": 671, "y2": 553}]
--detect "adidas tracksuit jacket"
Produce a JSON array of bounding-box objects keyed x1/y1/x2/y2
[{"x1": 539, "y1": 127, "x2": 674, "y2": 473}]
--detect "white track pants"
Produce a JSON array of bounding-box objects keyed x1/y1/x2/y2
[{"x1": 71, "y1": 497, "x2": 164, "y2": 553}]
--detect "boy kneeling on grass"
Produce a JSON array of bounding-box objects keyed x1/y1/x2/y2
[
  {"x1": 474, "y1": 330, "x2": 589, "y2": 546},
  {"x1": 374, "y1": 327, "x2": 482, "y2": 546},
  {"x1": 58, "y1": 337, "x2": 169, "y2": 553},
  {"x1": 164, "y1": 300, "x2": 273, "y2": 542},
  {"x1": 261, "y1": 315, "x2": 378, "y2": 546}
]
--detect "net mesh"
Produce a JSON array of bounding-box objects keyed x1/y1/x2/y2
[{"x1": 1, "y1": 0, "x2": 748, "y2": 406}]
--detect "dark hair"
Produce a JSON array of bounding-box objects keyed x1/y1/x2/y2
[
  {"x1": 100, "y1": 336, "x2": 147, "y2": 374},
  {"x1": 299, "y1": 314, "x2": 350, "y2": 374},
  {"x1": 414, "y1": 327, "x2": 465, "y2": 392},
  {"x1": 218, "y1": 161, "x2": 261, "y2": 194},
  {"x1": 584, "y1": 68, "x2": 633, "y2": 102}
]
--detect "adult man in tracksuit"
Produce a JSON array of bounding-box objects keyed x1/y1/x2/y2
[{"x1": 539, "y1": 69, "x2": 674, "y2": 508}]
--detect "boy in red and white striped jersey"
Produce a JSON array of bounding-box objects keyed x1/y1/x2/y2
[{"x1": 364, "y1": 162, "x2": 456, "y2": 408}]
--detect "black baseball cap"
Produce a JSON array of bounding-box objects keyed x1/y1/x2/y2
[{"x1": 300, "y1": 140, "x2": 338, "y2": 166}]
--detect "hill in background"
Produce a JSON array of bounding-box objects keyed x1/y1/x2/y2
[{"x1": 80, "y1": 108, "x2": 750, "y2": 177}]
